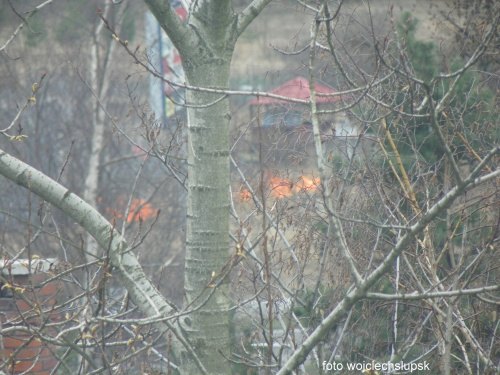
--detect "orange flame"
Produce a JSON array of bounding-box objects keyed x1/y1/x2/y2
[
  {"x1": 127, "y1": 199, "x2": 155, "y2": 222},
  {"x1": 105, "y1": 199, "x2": 156, "y2": 223},
  {"x1": 239, "y1": 189, "x2": 252, "y2": 201},
  {"x1": 269, "y1": 175, "x2": 320, "y2": 198},
  {"x1": 235, "y1": 174, "x2": 320, "y2": 202},
  {"x1": 295, "y1": 176, "x2": 320, "y2": 192},
  {"x1": 269, "y1": 176, "x2": 294, "y2": 198}
]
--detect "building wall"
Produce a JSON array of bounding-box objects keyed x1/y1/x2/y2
[{"x1": 0, "y1": 259, "x2": 60, "y2": 375}]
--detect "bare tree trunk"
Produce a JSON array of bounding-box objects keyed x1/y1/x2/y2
[
  {"x1": 82, "y1": 0, "x2": 126, "y2": 262},
  {"x1": 144, "y1": 0, "x2": 272, "y2": 372},
  {"x1": 178, "y1": 6, "x2": 236, "y2": 375},
  {"x1": 181, "y1": 60, "x2": 233, "y2": 374}
]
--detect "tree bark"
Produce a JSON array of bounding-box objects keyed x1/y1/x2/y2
[
  {"x1": 168, "y1": 3, "x2": 236, "y2": 373},
  {"x1": 143, "y1": 1, "x2": 272, "y2": 372},
  {"x1": 181, "y1": 61, "x2": 233, "y2": 375}
]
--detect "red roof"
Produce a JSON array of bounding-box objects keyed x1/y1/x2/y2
[{"x1": 248, "y1": 77, "x2": 339, "y2": 105}]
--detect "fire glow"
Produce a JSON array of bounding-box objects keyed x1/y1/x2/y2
[
  {"x1": 238, "y1": 175, "x2": 320, "y2": 201},
  {"x1": 105, "y1": 198, "x2": 156, "y2": 223}
]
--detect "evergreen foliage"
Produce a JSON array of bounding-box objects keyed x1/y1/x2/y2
[{"x1": 387, "y1": 12, "x2": 496, "y2": 178}]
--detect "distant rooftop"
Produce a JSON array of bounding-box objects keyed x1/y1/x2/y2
[{"x1": 248, "y1": 77, "x2": 340, "y2": 105}]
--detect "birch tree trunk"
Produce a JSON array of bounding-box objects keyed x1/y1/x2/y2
[{"x1": 82, "y1": 0, "x2": 127, "y2": 262}]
